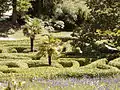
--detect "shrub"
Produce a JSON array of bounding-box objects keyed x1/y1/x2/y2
[
  {"x1": 26, "y1": 61, "x2": 49, "y2": 68},
  {"x1": 59, "y1": 61, "x2": 73, "y2": 67},
  {"x1": 2, "y1": 69, "x2": 17, "y2": 73},
  {"x1": 0, "y1": 53, "x2": 32, "y2": 60},
  {"x1": 1, "y1": 48, "x2": 8, "y2": 53},
  {"x1": 0, "y1": 49, "x2": 2, "y2": 53},
  {"x1": 57, "y1": 66, "x2": 120, "y2": 78},
  {"x1": 0, "y1": 65, "x2": 8, "y2": 70},
  {"x1": 71, "y1": 61, "x2": 80, "y2": 68},
  {"x1": 15, "y1": 47, "x2": 28, "y2": 53},
  {"x1": 54, "y1": 20, "x2": 64, "y2": 30},
  {"x1": 32, "y1": 55, "x2": 41, "y2": 60},
  {"x1": 7, "y1": 47, "x2": 17, "y2": 53},
  {"x1": 54, "y1": 0, "x2": 89, "y2": 31},
  {"x1": 51, "y1": 62, "x2": 63, "y2": 68},
  {"x1": 84, "y1": 58, "x2": 108, "y2": 68},
  {"x1": 59, "y1": 58, "x2": 90, "y2": 66},
  {"x1": 75, "y1": 58, "x2": 90, "y2": 66},
  {"x1": 23, "y1": 49, "x2": 30, "y2": 53},
  {"x1": 0, "y1": 61, "x2": 28, "y2": 68},
  {"x1": 108, "y1": 58, "x2": 120, "y2": 69},
  {"x1": 5, "y1": 62, "x2": 28, "y2": 68}
]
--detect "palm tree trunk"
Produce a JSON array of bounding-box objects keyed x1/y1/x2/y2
[
  {"x1": 48, "y1": 55, "x2": 51, "y2": 66},
  {"x1": 30, "y1": 37, "x2": 34, "y2": 52},
  {"x1": 12, "y1": 0, "x2": 17, "y2": 24}
]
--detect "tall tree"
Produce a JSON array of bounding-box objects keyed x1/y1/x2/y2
[
  {"x1": 12, "y1": 0, "x2": 17, "y2": 24},
  {"x1": 12, "y1": 0, "x2": 32, "y2": 24},
  {"x1": 72, "y1": 0, "x2": 120, "y2": 54}
]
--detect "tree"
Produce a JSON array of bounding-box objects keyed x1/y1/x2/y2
[
  {"x1": 12, "y1": 0, "x2": 17, "y2": 24},
  {"x1": 12, "y1": 0, "x2": 32, "y2": 24},
  {"x1": 22, "y1": 16, "x2": 43, "y2": 52},
  {"x1": 0, "y1": 0, "x2": 11, "y2": 17},
  {"x1": 72, "y1": 0, "x2": 120, "y2": 55},
  {"x1": 37, "y1": 35, "x2": 61, "y2": 65}
]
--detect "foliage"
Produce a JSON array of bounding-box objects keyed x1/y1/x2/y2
[
  {"x1": 37, "y1": 35, "x2": 62, "y2": 60},
  {"x1": 17, "y1": 0, "x2": 32, "y2": 13},
  {"x1": 72, "y1": 0, "x2": 120, "y2": 55},
  {"x1": 7, "y1": 47, "x2": 17, "y2": 53},
  {"x1": 54, "y1": 0, "x2": 89, "y2": 30},
  {"x1": 0, "y1": 0, "x2": 11, "y2": 17},
  {"x1": 22, "y1": 16, "x2": 44, "y2": 51},
  {"x1": 23, "y1": 16, "x2": 43, "y2": 38},
  {"x1": 59, "y1": 61, "x2": 73, "y2": 67}
]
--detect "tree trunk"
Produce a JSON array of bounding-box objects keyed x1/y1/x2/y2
[
  {"x1": 48, "y1": 55, "x2": 51, "y2": 66},
  {"x1": 35, "y1": 0, "x2": 43, "y2": 17},
  {"x1": 30, "y1": 37, "x2": 34, "y2": 52},
  {"x1": 12, "y1": 0, "x2": 17, "y2": 24}
]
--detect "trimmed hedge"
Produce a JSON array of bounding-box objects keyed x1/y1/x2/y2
[
  {"x1": 71, "y1": 61, "x2": 80, "y2": 68},
  {"x1": 108, "y1": 57, "x2": 120, "y2": 69},
  {"x1": 0, "y1": 49, "x2": 2, "y2": 53},
  {"x1": 59, "y1": 61, "x2": 73, "y2": 67},
  {"x1": 14, "y1": 47, "x2": 28, "y2": 53},
  {"x1": 0, "y1": 61, "x2": 28, "y2": 68},
  {"x1": 51, "y1": 62, "x2": 63, "y2": 68},
  {"x1": 57, "y1": 66, "x2": 120, "y2": 78},
  {"x1": 26, "y1": 61, "x2": 49, "y2": 68},
  {"x1": 59, "y1": 58, "x2": 90, "y2": 66},
  {"x1": 0, "y1": 53, "x2": 32, "y2": 60},
  {"x1": 7, "y1": 47, "x2": 17, "y2": 53},
  {"x1": 83, "y1": 58, "x2": 108, "y2": 68}
]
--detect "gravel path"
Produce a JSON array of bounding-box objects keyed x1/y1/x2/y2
[{"x1": 0, "y1": 37, "x2": 16, "y2": 40}]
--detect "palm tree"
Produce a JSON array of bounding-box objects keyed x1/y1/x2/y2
[
  {"x1": 38, "y1": 35, "x2": 61, "y2": 65},
  {"x1": 23, "y1": 17, "x2": 43, "y2": 52}
]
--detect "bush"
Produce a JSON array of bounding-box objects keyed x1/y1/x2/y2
[
  {"x1": 51, "y1": 62, "x2": 63, "y2": 68},
  {"x1": 57, "y1": 66, "x2": 120, "y2": 78},
  {"x1": 54, "y1": 20, "x2": 64, "y2": 30},
  {"x1": 23, "y1": 49, "x2": 30, "y2": 53},
  {"x1": 0, "y1": 65, "x2": 8, "y2": 70},
  {"x1": 0, "y1": 49, "x2": 2, "y2": 53},
  {"x1": 0, "y1": 53, "x2": 32, "y2": 60},
  {"x1": 59, "y1": 61, "x2": 73, "y2": 67},
  {"x1": 75, "y1": 58, "x2": 90, "y2": 66},
  {"x1": 84, "y1": 58, "x2": 108, "y2": 68},
  {"x1": 1, "y1": 48, "x2": 8, "y2": 53},
  {"x1": 71, "y1": 61, "x2": 80, "y2": 68},
  {"x1": 26, "y1": 61, "x2": 49, "y2": 68},
  {"x1": 32, "y1": 55, "x2": 41, "y2": 60},
  {"x1": 54, "y1": 0, "x2": 89, "y2": 31},
  {"x1": 15, "y1": 47, "x2": 28, "y2": 53},
  {"x1": 7, "y1": 47, "x2": 17, "y2": 53},
  {"x1": 108, "y1": 58, "x2": 120, "y2": 69},
  {"x1": 59, "y1": 58, "x2": 90, "y2": 66},
  {"x1": 0, "y1": 61, "x2": 29, "y2": 68}
]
